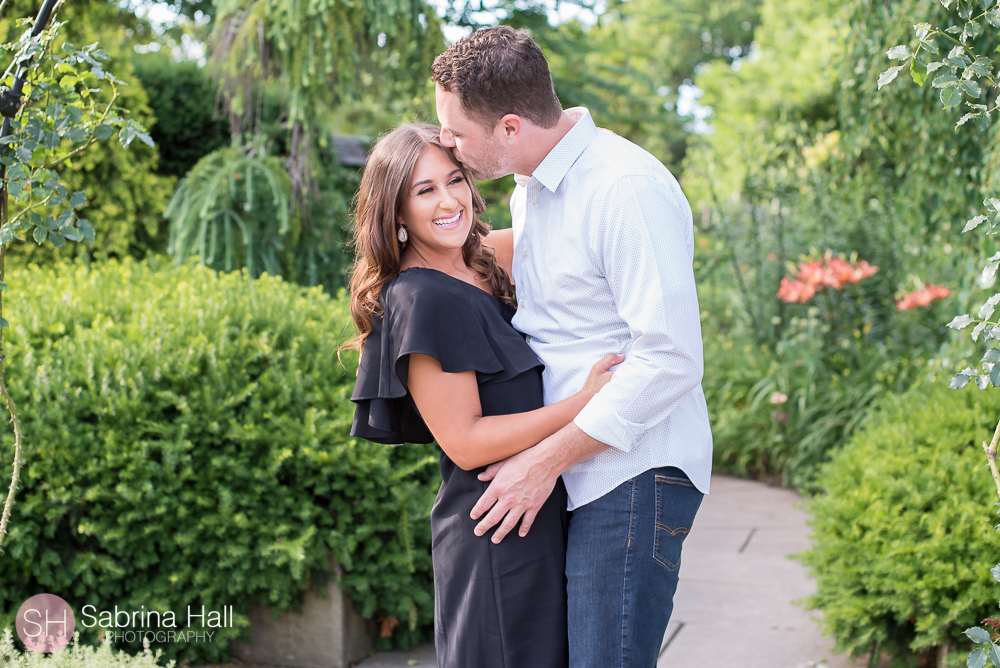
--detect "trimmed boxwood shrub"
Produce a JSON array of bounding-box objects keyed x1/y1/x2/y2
[
  {"x1": 800, "y1": 379, "x2": 1000, "y2": 664},
  {"x1": 0, "y1": 256, "x2": 437, "y2": 663}
]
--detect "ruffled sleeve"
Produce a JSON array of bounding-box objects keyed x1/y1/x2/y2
[{"x1": 350, "y1": 269, "x2": 543, "y2": 445}]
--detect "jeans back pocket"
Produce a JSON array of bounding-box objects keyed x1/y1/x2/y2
[{"x1": 653, "y1": 471, "x2": 702, "y2": 572}]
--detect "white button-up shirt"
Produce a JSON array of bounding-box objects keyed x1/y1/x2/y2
[{"x1": 510, "y1": 107, "x2": 713, "y2": 510}]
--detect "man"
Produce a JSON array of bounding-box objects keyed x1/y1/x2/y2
[{"x1": 431, "y1": 26, "x2": 713, "y2": 668}]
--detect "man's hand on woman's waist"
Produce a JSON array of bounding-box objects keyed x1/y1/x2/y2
[{"x1": 471, "y1": 422, "x2": 609, "y2": 543}]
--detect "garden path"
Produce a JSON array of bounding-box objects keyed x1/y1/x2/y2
[{"x1": 357, "y1": 475, "x2": 867, "y2": 668}]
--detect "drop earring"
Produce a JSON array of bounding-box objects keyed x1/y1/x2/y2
[{"x1": 397, "y1": 226, "x2": 408, "y2": 243}]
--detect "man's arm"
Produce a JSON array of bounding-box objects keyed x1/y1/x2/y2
[
  {"x1": 471, "y1": 174, "x2": 703, "y2": 541},
  {"x1": 570, "y1": 174, "x2": 703, "y2": 452}
]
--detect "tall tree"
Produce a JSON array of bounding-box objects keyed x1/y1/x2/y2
[{"x1": 165, "y1": 0, "x2": 445, "y2": 292}]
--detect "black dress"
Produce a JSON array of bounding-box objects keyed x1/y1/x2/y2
[{"x1": 350, "y1": 267, "x2": 570, "y2": 668}]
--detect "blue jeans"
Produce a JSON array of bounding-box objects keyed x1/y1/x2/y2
[{"x1": 566, "y1": 466, "x2": 703, "y2": 668}]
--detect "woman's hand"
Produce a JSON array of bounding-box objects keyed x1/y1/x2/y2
[{"x1": 581, "y1": 352, "x2": 624, "y2": 398}]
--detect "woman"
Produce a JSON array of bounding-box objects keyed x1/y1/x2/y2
[{"x1": 345, "y1": 122, "x2": 621, "y2": 668}]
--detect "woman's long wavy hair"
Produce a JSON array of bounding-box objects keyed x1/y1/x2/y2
[{"x1": 342, "y1": 122, "x2": 515, "y2": 353}]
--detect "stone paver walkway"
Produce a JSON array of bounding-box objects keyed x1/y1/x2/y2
[{"x1": 357, "y1": 475, "x2": 866, "y2": 668}]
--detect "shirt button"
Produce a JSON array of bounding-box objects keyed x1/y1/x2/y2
[
  {"x1": 523, "y1": 250, "x2": 529, "y2": 258},
  {"x1": 519, "y1": 300, "x2": 526, "y2": 309},
  {"x1": 529, "y1": 198, "x2": 538, "y2": 206},
  {"x1": 525, "y1": 335, "x2": 531, "y2": 343}
]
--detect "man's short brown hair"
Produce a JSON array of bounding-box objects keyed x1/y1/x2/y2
[{"x1": 431, "y1": 26, "x2": 562, "y2": 131}]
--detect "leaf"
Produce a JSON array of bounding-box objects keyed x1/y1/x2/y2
[
  {"x1": 984, "y1": 348, "x2": 1000, "y2": 363},
  {"x1": 977, "y1": 374, "x2": 991, "y2": 389},
  {"x1": 968, "y1": 627, "x2": 993, "y2": 645},
  {"x1": 990, "y1": 363, "x2": 1000, "y2": 387},
  {"x1": 879, "y1": 65, "x2": 906, "y2": 89},
  {"x1": 61, "y1": 227, "x2": 81, "y2": 241},
  {"x1": 887, "y1": 45, "x2": 913, "y2": 60},
  {"x1": 912, "y1": 58, "x2": 929, "y2": 85},
  {"x1": 971, "y1": 646, "x2": 989, "y2": 668},
  {"x1": 962, "y1": 80, "x2": 983, "y2": 98},
  {"x1": 64, "y1": 126, "x2": 87, "y2": 143},
  {"x1": 966, "y1": 20, "x2": 983, "y2": 40},
  {"x1": 980, "y1": 0, "x2": 994, "y2": 11},
  {"x1": 989, "y1": 644, "x2": 1000, "y2": 667},
  {"x1": 949, "y1": 314, "x2": 976, "y2": 329},
  {"x1": 977, "y1": 111, "x2": 993, "y2": 133},
  {"x1": 942, "y1": 82, "x2": 965, "y2": 107},
  {"x1": 119, "y1": 126, "x2": 136, "y2": 147},
  {"x1": 966, "y1": 215, "x2": 989, "y2": 232},
  {"x1": 974, "y1": 321, "x2": 988, "y2": 341},
  {"x1": 92, "y1": 124, "x2": 113, "y2": 140},
  {"x1": 985, "y1": 260, "x2": 999, "y2": 284},
  {"x1": 951, "y1": 371, "x2": 974, "y2": 389},
  {"x1": 970, "y1": 57, "x2": 994, "y2": 78},
  {"x1": 960, "y1": 113, "x2": 978, "y2": 127},
  {"x1": 69, "y1": 191, "x2": 86, "y2": 209},
  {"x1": 47, "y1": 230, "x2": 65, "y2": 248},
  {"x1": 979, "y1": 294, "x2": 1000, "y2": 320},
  {"x1": 990, "y1": 8, "x2": 1000, "y2": 27},
  {"x1": 933, "y1": 73, "x2": 959, "y2": 87},
  {"x1": 56, "y1": 209, "x2": 74, "y2": 229},
  {"x1": 927, "y1": 61, "x2": 944, "y2": 73},
  {"x1": 78, "y1": 219, "x2": 94, "y2": 244},
  {"x1": 0, "y1": 317, "x2": 10, "y2": 329}
]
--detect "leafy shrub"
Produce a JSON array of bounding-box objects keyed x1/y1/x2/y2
[
  {"x1": 0, "y1": 630, "x2": 170, "y2": 668},
  {"x1": 0, "y1": 256, "x2": 437, "y2": 663},
  {"x1": 131, "y1": 53, "x2": 230, "y2": 179},
  {"x1": 800, "y1": 380, "x2": 1000, "y2": 664}
]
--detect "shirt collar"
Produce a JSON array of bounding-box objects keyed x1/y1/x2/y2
[{"x1": 513, "y1": 107, "x2": 598, "y2": 193}]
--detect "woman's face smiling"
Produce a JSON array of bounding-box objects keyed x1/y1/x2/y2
[{"x1": 400, "y1": 146, "x2": 474, "y2": 259}]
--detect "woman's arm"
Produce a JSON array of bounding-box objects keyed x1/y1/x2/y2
[
  {"x1": 484, "y1": 228, "x2": 514, "y2": 281},
  {"x1": 407, "y1": 351, "x2": 622, "y2": 470}
]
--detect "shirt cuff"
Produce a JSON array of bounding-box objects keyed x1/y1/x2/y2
[{"x1": 572, "y1": 392, "x2": 638, "y2": 454}]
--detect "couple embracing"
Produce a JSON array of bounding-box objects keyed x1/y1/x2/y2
[{"x1": 346, "y1": 25, "x2": 713, "y2": 668}]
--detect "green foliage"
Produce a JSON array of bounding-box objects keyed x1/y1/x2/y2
[
  {"x1": 165, "y1": 0, "x2": 444, "y2": 294},
  {"x1": 165, "y1": 147, "x2": 295, "y2": 278},
  {"x1": 799, "y1": 380, "x2": 1000, "y2": 663},
  {"x1": 487, "y1": 0, "x2": 761, "y2": 171},
  {"x1": 0, "y1": 1, "x2": 177, "y2": 264},
  {"x1": 0, "y1": 629, "x2": 172, "y2": 668},
  {"x1": 131, "y1": 52, "x2": 230, "y2": 179},
  {"x1": 675, "y1": 0, "x2": 997, "y2": 486},
  {"x1": 0, "y1": 256, "x2": 437, "y2": 661}
]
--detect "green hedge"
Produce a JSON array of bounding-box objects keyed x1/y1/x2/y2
[
  {"x1": 0, "y1": 256, "x2": 437, "y2": 663},
  {"x1": 800, "y1": 379, "x2": 1000, "y2": 664}
]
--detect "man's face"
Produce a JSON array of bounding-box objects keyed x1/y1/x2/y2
[{"x1": 435, "y1": 85, "x2": 511, "y2": 180}]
